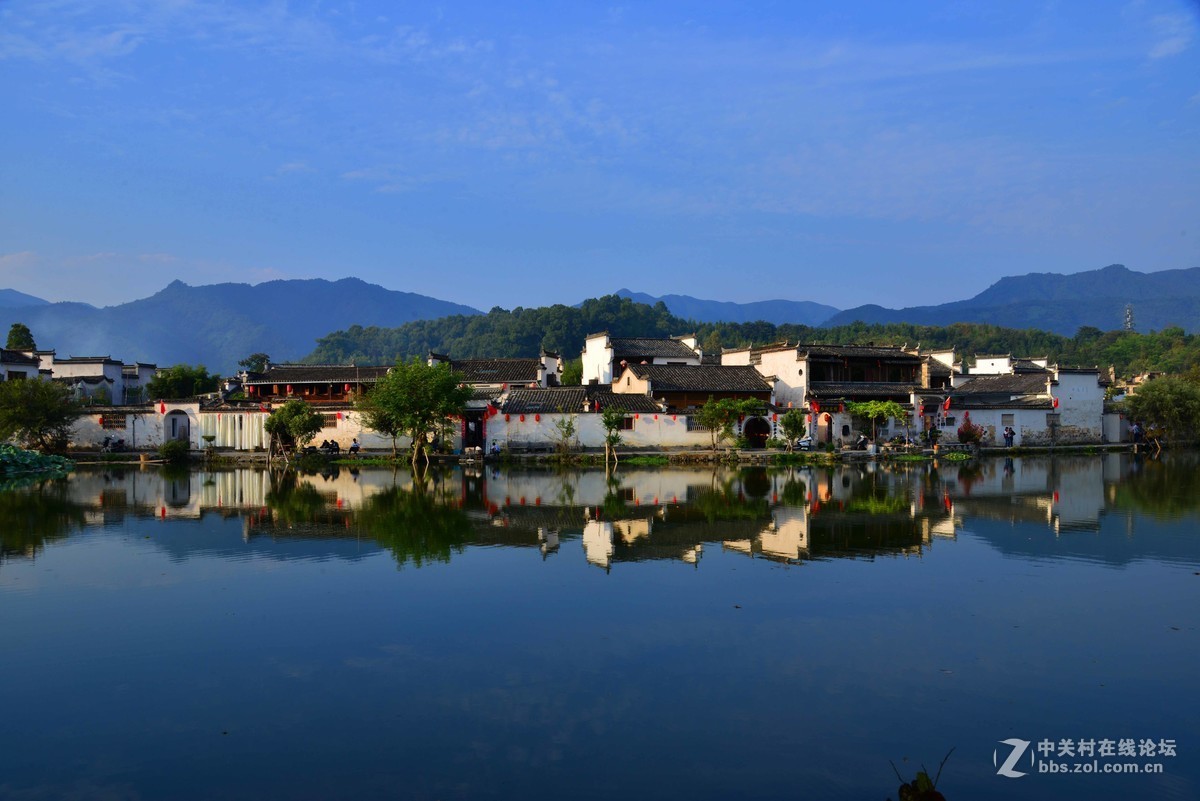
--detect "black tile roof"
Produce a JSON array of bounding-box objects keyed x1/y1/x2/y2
[
  {"x1": 800, "y1": 344, "x2": 921, "y2": 362},
  {"x1": 502, "y1": 388, "x2": 587, "y2": 414},
  {"x1": 0, "y1": 349, "x2": 39, "y2": 366},
  {"x1": 501, "y1": 386, "x2": 663, "y2": 414},
  {"x1": 807, "y1": 381, "x2": 916, "y2": 399},
  {"x1": 586, "y1": 391, "x2": 662, "y2": 414},
  {"x1": 954, "y1": 373, "x2": 1051, "y2": 395},
  {"x1": 610, "y1": 337, "x2": 699, "y2": 362},
  {"x1": 243, "y1": 365, "x2": 392, "y2": 385},
  {"x1": 626, "y1": 364, "x2": 772, "y2": 393},
  {"x1": 450, "y1": 358, "x2": 541, "y2": 384}
]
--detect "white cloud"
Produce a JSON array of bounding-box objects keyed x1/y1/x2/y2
[{"x1": 1147, "y1": 13, "x2": 1195, "y2": 59}]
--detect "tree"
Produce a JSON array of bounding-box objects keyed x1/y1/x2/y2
[
  {"x1": 779, "y1": 408, "x2": 807, "y2": 452},
  {"x1": 552, "y1": 411, "x2": 578, "y2": 457},
  {"x1": 355, "y1": 391, "x2": 403, "y2": 457},
  {"x1": 0, "y1": 379, "x2": 82, "y2": 451},
  {"x1": 600, "y1": 405, "x2": 625, "y2": 466},
  {"x1": 263, "y1": 399, "x2": 324, "y2": 455},
  {"x1": 5, "y1": 323, "x2": 36, "y2": 351},
  {"x1": 696, "y1": 397, "x2": 761, "y2": 451},
  {"x1": 238, "y1": 353, "x2": 271, "y2": 373},
  {"x1": 846, "y1": 400, "x2": 909, "y2": 441},
  {"x1": 359, "y1": 359, "x2": 472, "y2": 468},
  {"x1": 1123, "y1": 376, "x2": 1200, "y2": 443},
  {"x1": 560, "y1": 358, "x2": 583, "y2": 386},
  {"x1": 147, "y1": 364, "x2": 221, "y2": 399}
]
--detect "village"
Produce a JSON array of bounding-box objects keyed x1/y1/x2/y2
[{"x1": 1, "y1": 331, "x2": 1132, "y2": 457}]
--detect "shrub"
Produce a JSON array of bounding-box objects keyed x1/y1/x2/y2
[
  {"x1": 158, "y1": 439, "x2": 190, "y2": 464},
  {"x1": 957, "y1": 412, "x2": 985, "y2": 444}
]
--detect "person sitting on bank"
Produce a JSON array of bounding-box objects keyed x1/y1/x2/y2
[{"x1": 349, "y1": 438, "x2": 360, "y2": 456}]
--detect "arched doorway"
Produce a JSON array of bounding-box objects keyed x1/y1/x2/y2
[
  {"x1": 742, "y1": 416, "x2": 771, "y2": 449},
  {"x1": 165, "y1": 410, "x2": 190, "y2": 443},
  {"x1": 818, "y1": 413, "x2": 834, "y2": 444}
]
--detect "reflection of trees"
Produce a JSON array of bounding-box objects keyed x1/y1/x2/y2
[
  {"x1": 0, "y1": 479, "x2": 87, "y2": 562},
  {"x1": 265, "y1": 470, "x2": 334, "y2": 525},
  {"x1": 1112, "y1": 455, "x2": 1200, "y2": 519},
  {"x1": 354, "y1": 486, "x2": 472, "y2": 568}
]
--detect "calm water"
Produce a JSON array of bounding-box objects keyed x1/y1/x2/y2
[{"x1": 1, "y1": 455, "x2": 1197, "y2": 801}]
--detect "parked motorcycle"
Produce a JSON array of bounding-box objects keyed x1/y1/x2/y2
[{"x1": 100, "y1": 435, "x2": 127, "y2": 453}]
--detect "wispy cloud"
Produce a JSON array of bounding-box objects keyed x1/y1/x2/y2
[{"x1": 1147, "y1": 12, "x2": 1195, "y2": 59}]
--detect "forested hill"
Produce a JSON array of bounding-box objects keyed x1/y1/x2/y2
[{"x1": 305, "y1": 295, "x2": 1200, "y2": 378}]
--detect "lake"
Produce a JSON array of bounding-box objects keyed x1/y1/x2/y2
[{"x1": 1, "y1": 454, "x2": 1197, "y2": 800}]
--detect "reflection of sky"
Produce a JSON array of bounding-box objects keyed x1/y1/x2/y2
[{"x1": 2, "y1": 466, "x2": 1198, "y2": 800}]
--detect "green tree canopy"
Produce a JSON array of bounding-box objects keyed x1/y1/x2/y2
[
  {"x1": 147, "y1": 364, "x2": 221, "y2": 399},
  {"x1": 0, "y1": 379, "x2": 82, "y2": 451},
  {"x1": 358, "y1": 359, "x2": 472, "y2": 467},
  {"x1": 696, "y1": 397, "x2": 761, "y2": 451},
  {"x1": 238, "y1": 353, "x2": 271, "y2": 373},
  {"x1": 5, "y1": 323, "x2": 36, "y2": 351},
  {"x1": 846, "y1": 400, "x2": 909, "y2": 440},
  {"x1": 1122, "y1": 376, "x2": 1200, "y2": 443},
  {"x1": 263, "y1": 399, "x2": 324, "y2": 453},
  {"x1": 779, "y1": 408, "x2": 807, "y2": 451}
]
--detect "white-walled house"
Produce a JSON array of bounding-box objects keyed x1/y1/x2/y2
[
  {"x1": 1, "y1": 349, "x2": 42, "y2": 381},
  {"x1": 581, "y1": 333, "x2": 701, "y2": 385},
  {"x1": 941, "y1": 360, "x2": 1109, "y2": 445}
]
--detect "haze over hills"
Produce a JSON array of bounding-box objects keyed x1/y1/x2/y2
[
  {"x1": 613, "y1": 289, "x2": 840, "y2": 326},
  {"x1": 0, "y1": 278, "x2": 480, "y2": 371},
  {"x1": 0, "y1": 288, "x2": 49, "y2": 309},
  {"x1": 825, "y1": 264, "x2": 1200, "y2": 334}
]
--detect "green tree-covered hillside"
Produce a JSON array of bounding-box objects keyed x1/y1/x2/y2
[{"x1": 304, "y1": 295, "x2": 1200, "y2": 380}]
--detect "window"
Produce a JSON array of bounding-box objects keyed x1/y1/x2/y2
[
  {"x1": 321, "y1": 413, "x2": 339, "y2": 427},
  {"x1": 1046, "y1": 413, "x2": 1061, "y2": 426},
  {"x1": 686, "y1": 417, "x2": 708, "y2": 432},
  {"x1": 621, "y1": 416, "x2": 635, "y2": 430},
  {"x1": 100, "y1": 416, "x2": 126, "y2": 430},
  {"x1": 6, "y1": 371, "x2": 26, "y2": 380},
  {"x1": 1001, "y1": 414, "x2": 1014, "y2": 426}
]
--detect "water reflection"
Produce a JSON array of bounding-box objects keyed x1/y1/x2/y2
[{"x1": 3, "y1": 453, "x2": 1198, "y2": 572}]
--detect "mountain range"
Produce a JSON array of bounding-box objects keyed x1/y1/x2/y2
[
  {"x1": 824, "y1": 264, "x2": 1200, "y2": 333},
  {"x1": 613, "y1": 289, "x2": 839, "y2": 326},
  {"x1": 2, "y1": 263, "x2": 1198, "y2": 371},
  {"x1": 0, "y1": 278, "x2": 480, "y2": 372}
]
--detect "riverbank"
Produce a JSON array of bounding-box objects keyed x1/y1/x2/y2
[{"x1": 59, "y1": 441, "x2": 1138, "y2": 469}]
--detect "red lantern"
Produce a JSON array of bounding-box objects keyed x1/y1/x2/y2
[
  {"x1": 159, "y1": 402, "x2": 166, "y2": 414},
  {"x1": 286, "y1": 385, "x2": 293, "y2": 394},
  {"x1": 97, "y1": 416, "x2": 104, "y2": 425},
  {"x1": 672, "y1": 415, "x2": 677, "y2": 421},
  {"x1": 653, "y1": 414, "x2": 658, "y2": 420},
  {"x1": 505, "y1": 414, "x2": 510, "y2": 421},
  {"x1": 1052, "y1": 396, "x2": 1059, "y2": 409},
  {"x1": 811, "y1": 401, "x2": 820, "y2": 414},
  {"x1": 535, "y1": 414, "x2": 540, "y2": 422},
  {"x1": 772, "y1": 414, "x2": 778, "y2": 421},
  {"x1": 635, "y1": 413, "x2": 640, "y2": 419},
  {"x1": 336, "y1": 412, "x2": 343, "y2": 420},
  {"x1": 520, "y1": 414, "x2": 525, "y2": 422},
  {"x1": 344, "y1": 383, "x2": 351, "y2": 392}
]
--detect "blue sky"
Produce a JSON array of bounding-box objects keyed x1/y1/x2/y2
[{"x1": 1, "y1": 1, "x2": 1198, "y2": 311}]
